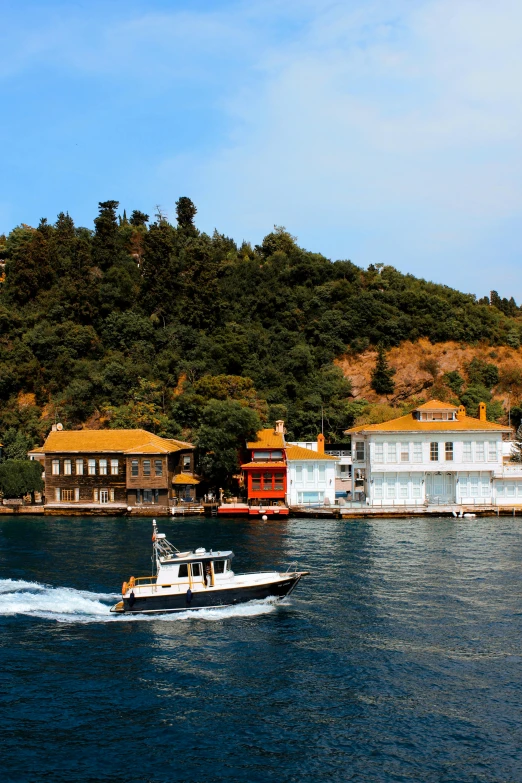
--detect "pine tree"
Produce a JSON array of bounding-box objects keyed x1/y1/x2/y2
[
  {"x1": 370, "y1": 345, "x2": 396, "y2": 396},
  {"x1": 510, "y1": 423, "x2": 522, "y2": 462},
  {"x1": 130, "y1": 210, "x2": 149, "y2": 227},
  {"x1": 175, "y1": 197, "x2": 197, "y2": 232},
  {"x1": 92, "y1": 200, "x2": 122, "y2": 270}
]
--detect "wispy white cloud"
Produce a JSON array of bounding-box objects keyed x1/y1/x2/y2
[
  {"x1": 2, "y1": 0, "x2": 521, "y2": 297},
  {"x1": 155, "y1": 0, "x2": 522, "y2": 296}
]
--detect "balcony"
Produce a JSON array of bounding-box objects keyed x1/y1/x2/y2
[{"x1": 493, "y1": 464, "x2": 522, "y2": 478}]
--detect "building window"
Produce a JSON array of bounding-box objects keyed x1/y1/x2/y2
[
  {"x1": 143, "y1": 459, "x2": 151, "y2": 477},
  {"x1": 263, "y1": 472, "x2": 273, "y2": 490},
  {"x1": 399, "y1": 477, "x2": 408, "y2": 497},
  {"x1": 487, "y1": 442, "x2": 497, "y2": 462},
  {"x1": 373, "y1": 478, "x2": 383, "y2": 498},
  {"x1": 430, "y1": 442, "x2": 439, "y2": 461},
  {"x1": 445, "y1": 443, "x2": 453, "y2": 461},
  {"x1": 374, "y1": 443, "x2": 384, "y2": 462},
  {"x1": 274, "y1": 473, "x2": 284, "y2": 490},
  {"x1": 400, "y1": 444, "x2": 409, "y2": 462},
  {"x1": 131, "y1": 459, "x2": 139, "y2": 477},
  {"x1": 386, "y1": 443, "x2": 397, "y2": 462},
  {"x1": 76, "y1": 459, "x2": 84, "y2": 475},
  {"x1": 136, "y1": 489, "x2": 142, "y2": 504},
  {"x1": 413, "y1": 443, "x2": 422, "y2": 463},
  {"x1": 155, "y1": 459, "x2": 163, "y2": 477},
  {"x1": 386, "y1": 478, "x2": 396, "y2": 499},
  {"x1": 93, "y1": 488, "x2": 99, "y2": 502},
  {"x1": 355, "y1": 442, "x2": 365, "y2": 461},
  {"x1": 143, "y1": 489, "x2": 153, "y2": 503},
  {"x1": 55, "y1": 488, "x2": 61, "y2": 501},
  {"x1": 254, "y1": 450, "x2": 282, "y2": 461},
  {"x1": 182, "y1": 455, "x2": 191, "y2": 471},
  {"x1": 52, "y1": 459, "x2": 60, "y2": 475},
  {"x1": 252, "y1": 475, "x2": 261, "y2": 491},
  {"x1": 99, "y1": 459, "x2": 108, "y2": 475},
  {"x1": 295, "y1": 465, "x2": 303, "y2": 483},
  {"x1": 110, "y1": 488, "x2": 115, "y2": 502},
  {"x1": 110, "y1": 459, "x2": 119, "y2": 475},
  {"x1": 62, "y1": 489, "x2": 74, "y2": 502},
  {"x1": 412, "y1": 477, "x2": 422, "y2": 498},
  {"x1": 475, "y1": 442, "x2": 485, "y2": 462},
  {"x1": 75, "y1": 487, "x2": 80, "y2": 501},
  {"x1": 64, "y1": 459, "x2": 72, "y2": 475},
  {"x1": 463, "y1": 442, "x2": 472, "y2": 461},
  {"x1": 318, "y1": 465, "x2": 326, "y2": 482},
  {"x1": 88, "y1": 459, "x2": 96, "y2": 476}
]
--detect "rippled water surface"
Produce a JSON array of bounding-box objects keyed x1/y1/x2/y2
[{"x1": 1, "y1": 515, "x2": 521, "y2": 783}]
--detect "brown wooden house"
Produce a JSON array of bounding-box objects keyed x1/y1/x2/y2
[{"x1": 29, "y1": 429, "x2": 198, "y2": 512}]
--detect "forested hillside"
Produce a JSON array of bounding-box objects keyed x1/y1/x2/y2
[{"x1": 0, "y1": 199, "x2": 520, "y2": 474}]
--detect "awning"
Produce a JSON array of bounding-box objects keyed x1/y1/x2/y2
[{"x1": 172, "y1": 474, "x2": 200, "y2": 485}]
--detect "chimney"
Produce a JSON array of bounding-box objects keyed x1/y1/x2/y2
[
  {"x1": 457, "y1": 405, "x2": 466, "y2": 420},
  {"x1": 275, "y1": 420, "x2": 284, "y2": 435},
  {"x1": 317, "y1": 433, "x2": 325, "y2": 454},
  {"x1": 479, "y1": 401, "x2": 486, "y2": 422}
]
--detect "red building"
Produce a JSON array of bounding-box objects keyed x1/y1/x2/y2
[{"x1": 240, "y1": 421, "x2": 289, "y2": 515}]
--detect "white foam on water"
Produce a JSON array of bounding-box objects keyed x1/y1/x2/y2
[{"x1": 0, "y1": 579, "x2": 280, "y2": 624}]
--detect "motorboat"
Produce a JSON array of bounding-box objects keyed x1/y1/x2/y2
[{"x1": 110, "y1": 520, "x2": 308, "y2": 614}]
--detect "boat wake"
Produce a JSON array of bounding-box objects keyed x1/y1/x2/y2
[{"x1": 0, "y1": 579, "x2": 280, "y2": 624}]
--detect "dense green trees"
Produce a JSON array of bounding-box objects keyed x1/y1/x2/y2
[
  {"x1": 0, "y1": 460, "x2": 43, "y2": 499},
  {"x1": 0, "y1": 198, "x2": 520, "y2": 476}
]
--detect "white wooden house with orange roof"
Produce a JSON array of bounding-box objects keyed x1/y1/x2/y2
[
  {"x1": 285, "y1": 434, "x2": 339, "y2": 506},
  {"x1": 346, "y1": 400, "x2": 512, "y2": 508}
]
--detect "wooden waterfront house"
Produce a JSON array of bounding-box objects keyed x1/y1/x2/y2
[
  {"x1": 346, "y1": 400, "x2": 514, "y2": 509},
  {"x1": 29, "y1": 429, "x2": 198, "y2": 512},
  {"x1": 285, "y1": 435, "x2": 338, "y2": 506},
  {"x1": 239, "y1": 421, "x2": 288, "y2": 514}
]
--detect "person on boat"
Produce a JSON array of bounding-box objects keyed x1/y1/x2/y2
[{"x1": 205, "y1": 564, "x2": 211, "y2": 588}]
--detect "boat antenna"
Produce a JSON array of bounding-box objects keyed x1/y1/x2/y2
[{"x1": 152, "y1": 519, "x2": 157, "y2": 576}]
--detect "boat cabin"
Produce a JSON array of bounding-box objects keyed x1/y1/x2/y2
[{"x1": 156, "y1": 545, "x2": 235, "y2": 587}]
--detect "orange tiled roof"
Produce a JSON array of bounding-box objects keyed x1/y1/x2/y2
[
  {"x1": 241, "y1": 461, "x2": 287, "y2": 469},
  {"x1": 172, "y1": 474, "x2": 200, "y2": 485},
  {"x1": 124, "y1": 442, "x2": 172, "y2": 454},
  {"x1": 285, "y1": 445, "x2": 337, "y2": 461},
  {"x1": 415, "y1": 400, "x2": 458, "y2": 410},
  {"x1": 346, "y1": 413, "x2": 510, "y2": 434},
  {"x1": 247, "y1": 429, "x2": 285, "y2": 449},
  {"x1": 38, "y1": 429, "x2": 194, "y2": 454}
]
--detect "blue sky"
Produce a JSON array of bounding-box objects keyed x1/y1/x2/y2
[{"x1": 1, "y1": 0, "x2": 521, "y2": 299}]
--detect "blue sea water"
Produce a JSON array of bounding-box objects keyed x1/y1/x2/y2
[{"x1": 1, "y1": 515, "x2": 521, "y2": 783}]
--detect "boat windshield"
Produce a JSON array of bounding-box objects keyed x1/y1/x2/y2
[{"x1": 213, "y1": 559, "x2": 232, "y2": 574}]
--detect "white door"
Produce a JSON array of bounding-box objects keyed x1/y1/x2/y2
[
  {"x1": 100, "y1": 489, "x2": 109, "y2": 504},
  {"x1": 426, "y1": 474, "x2": 455, "y2": 503}
]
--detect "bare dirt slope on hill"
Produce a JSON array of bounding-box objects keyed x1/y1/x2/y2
[{"x1": 336, "y1": 338, "x2": 522, "y2": 407}]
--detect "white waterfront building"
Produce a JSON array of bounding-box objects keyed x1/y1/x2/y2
[
  {"x1": 347, "y1": 400, "x2": 517, "y2": 508},
  {"x1": 285, "y1": 435, "x2": 339, "y2": 506}
]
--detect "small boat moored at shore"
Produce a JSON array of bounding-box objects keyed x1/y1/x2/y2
[{"x1": 110, "y1": 520, "x2": 308, "y2": 614}]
